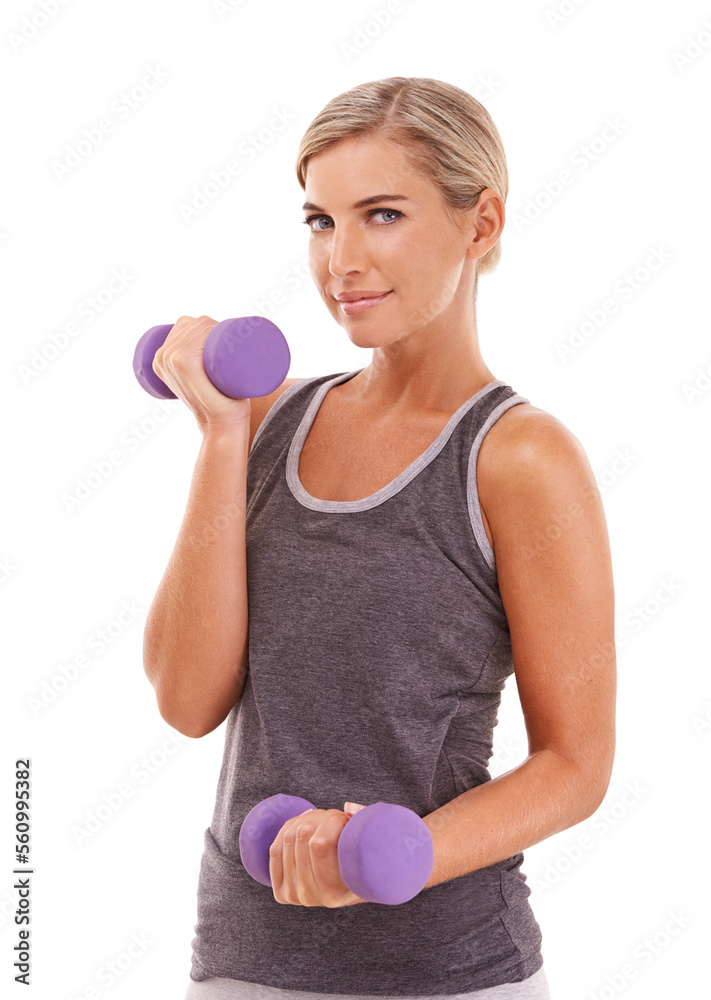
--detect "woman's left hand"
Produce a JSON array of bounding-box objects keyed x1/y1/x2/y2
[{"x1": 269, "y1": 802, "x2": 369, "y2": 907}]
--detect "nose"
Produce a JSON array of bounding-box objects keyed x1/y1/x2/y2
[{"x1": 325, "y1": 222, "x2": 367, "y2": 280}]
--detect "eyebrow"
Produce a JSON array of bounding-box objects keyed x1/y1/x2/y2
[{"x1": 302, "y1": 194, "x2": 410, "y2": 212}]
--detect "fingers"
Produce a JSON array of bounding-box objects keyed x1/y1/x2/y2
[
  {"x1": 166, "y1": 315, "x2": 219, "y2": 349},
  {"x1": 152, "y1": 315, "x2": 218, "y2": 381},
  {"x1": 270, "y1": 810, "x2": 347, "y2": 907},
  {"x1": 291, "y1": 817, "x2": 321, "y2": 904},
  {"x1": 268, "y1": 819, "x2": 286, "y2": 900},
  {"x1": 309, "y1": 813, "x2": 350, "y2": 904},
  {"x1": 271, "y1": 812, "x2": 318, "y2": 905}
]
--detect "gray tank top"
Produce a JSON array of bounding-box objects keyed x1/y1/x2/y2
[{"x1": 188, "y1": 370, "x2": 544, "y2": 996}]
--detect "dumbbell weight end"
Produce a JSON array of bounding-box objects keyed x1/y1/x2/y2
[
  {"x1": 337, "y1": 801, "x2": 434, "y2": 906},
  {"x1": 239, "y1": 794, "x2": 317, "y2": 888},
  {"x1": 133, "y1": 324, "x2": 177, "y2": 399}
]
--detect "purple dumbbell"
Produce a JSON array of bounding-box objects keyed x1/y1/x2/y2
[
  {"x1": 132, "y1": 316, "x2": 291, "y2": 400},
  {"x1": 238, "y1": 793, "x2": 434, "y2": 906}
]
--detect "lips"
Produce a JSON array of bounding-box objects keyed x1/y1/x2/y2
[
  {"x1": 338, "y1": 291, "x2": 392, "y2": 315},
  {"x1": 336, "y1": 290, "x2": 391, "y2": 302}
]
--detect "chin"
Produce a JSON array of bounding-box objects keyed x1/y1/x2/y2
[
  {"x1": 330, "y1": 307, "x2": 398, "y2": 348},
  {"x1": 346, "y1": 329, "x2": 398, "y2": 351}
]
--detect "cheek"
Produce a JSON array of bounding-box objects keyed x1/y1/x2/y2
[
  {"x1": 308, "y1": 244, "x2": 327, "y2": 276},
  {"x1": 398, "y1": 262, "x2": 459, "y2": 325},
  {"x1": 396, "y1": 256, "x2": 442, "y2": 313}
]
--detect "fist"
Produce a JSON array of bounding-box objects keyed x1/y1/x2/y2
[{"x1": 269, "y1": 803, "x2": 367, "y2": 908}]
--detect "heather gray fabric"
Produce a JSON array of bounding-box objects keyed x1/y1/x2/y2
[
  {"x1": 182, "y1": 964, "x2": 551, "y2": 999},
  {"x1": 188, "y1": 370, "x2": 545, "y2": 996}
]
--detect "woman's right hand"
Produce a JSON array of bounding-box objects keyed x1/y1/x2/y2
[{"x1": 151, "y1": 315, "x2": 252, "y2": 435}]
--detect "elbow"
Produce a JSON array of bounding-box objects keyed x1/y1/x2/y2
[
  {"x1": 152, "y1": 683, "x2": 236, "y2": 739},
  {"x1": 579, "y1": 761, "x2": 615, "y2": 819},
  {"x1": 143, "y1": 649, "x2": 246, "y2": 738},
  {"x1": 589, "y1": 743, "x2": 616, "y2": 815},
  {"x1": 588, "y1": 771, "x2": 615, "y2": 817},
  {"x1": 164, "y1": 711, "x2": 211, "y2": 740},
  {"x1": 154, "y1": 696, "x2": 209, "y2": 739},
  {"x1": 581, "y1": 787, "x2": 607, "y2": 820},
  {"x1": 142, "y1": 653, "x2": 205, "y2": 738},
  {"x1": 170, "y1": 708, "x2": 227, "y2": 739},
  {"x1": 546, "y1": 746, "x2": 615, "y2": 821},
  {"x1": 145, "y1": 673, "x2": 213, "y2": 739}
]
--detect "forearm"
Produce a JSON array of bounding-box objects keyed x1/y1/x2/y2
[
  {"x1": 143, "y1": 425, "x2": 250, "y2": 738},
  {"x1": 422, "y1": 749, "x2": 603, "y2": 889}
]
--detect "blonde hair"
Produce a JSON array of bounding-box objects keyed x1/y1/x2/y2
[{"x1": 295, "y1": 76, "x2": 509, "y2": 287}]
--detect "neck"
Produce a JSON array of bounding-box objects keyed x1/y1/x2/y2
[{"x1": 346, "y1": 324, "x2": 496, "y2": 415}]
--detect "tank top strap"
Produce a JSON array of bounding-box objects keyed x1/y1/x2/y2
[
  {"x1": 249, "y1": 372, "x2": 348, "y2": 457},
  {"x1": 456, "y1": 381, "x2": 531, "y2": 575}
]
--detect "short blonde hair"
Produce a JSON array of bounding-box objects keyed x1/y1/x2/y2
[{"x1": 295, "y1": 76, "x2": 509, "y2": 282}]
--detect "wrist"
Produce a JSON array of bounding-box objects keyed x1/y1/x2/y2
[{"x1": 200, "y1": 417, "x2": 250, "y2": 445}]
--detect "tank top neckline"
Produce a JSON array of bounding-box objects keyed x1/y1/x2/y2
[{"x1": 285, "y1": 368, "x2": 505, "y2": 513}]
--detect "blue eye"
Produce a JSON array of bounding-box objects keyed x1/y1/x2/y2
[{"x1": 302, "y1": 208, "x2": 402, "y2": 232}]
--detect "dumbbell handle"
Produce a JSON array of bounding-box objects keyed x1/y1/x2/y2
[
  {"x1": 133, "y1": 316, "x2": 291, "y2": 400},
  {"x1": 239, "y1": 793, "x2": 434, "y2": 906}
]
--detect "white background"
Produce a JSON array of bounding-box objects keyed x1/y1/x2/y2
[{"x1": 2, "y1": 0, "x2": 710, "y2": 998}]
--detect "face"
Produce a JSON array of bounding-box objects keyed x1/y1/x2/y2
[{"x1": 302, "y1": 135, "x2": 502, "y2": 349}]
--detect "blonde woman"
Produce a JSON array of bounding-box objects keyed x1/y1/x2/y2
[{"x1": 145, "y1": 76, "x2": 615, "y2": 1000}]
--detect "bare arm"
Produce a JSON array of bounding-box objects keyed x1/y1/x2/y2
[
  {"x1": 139, "y1": 314, "x2": 303, "y2": 738},
  {"x1": 143, "y1": 423, "x2": 251, "y2": 738},
  {"x1": 140, "y1": 315, "x2": 254, "y2": 738},
  {"x1": 422, "y1": 407, "x2": 616, "y2": 886}
]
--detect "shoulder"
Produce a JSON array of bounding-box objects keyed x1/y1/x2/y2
[
  {"x1": 479, "y1": 401, "x2": 588, "y2": 474},
  {"x1": 477, "y1": 401, "x2": 603, "y2": 551},
  {"x1": 248, "y1": 377, "x2": 305, "y2": 451}
]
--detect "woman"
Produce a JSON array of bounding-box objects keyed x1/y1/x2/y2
[{"x1": 144, "y1": 77, "x2": 615, "y2": 999}]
